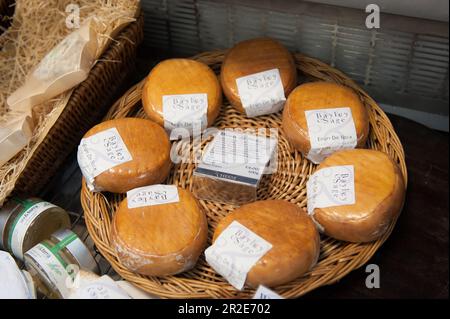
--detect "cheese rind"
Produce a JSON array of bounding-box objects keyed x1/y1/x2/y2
[
  {"x1": 221, "y1": 38, "x2": 297, "y2": 114},
  {"x1": 141, "y1": 58, "x2": 222, "y2": 132},
  {"x1": 80, "y1": 118, "x2": 171, "y2": 193},
  {"x1": 212, "y1": 200, "x2": 320, "y2": 288},
  {"x1": 112, "y1": 187, "x2": 208, "y2": 276},
  {"x1": 310, "y1": 149, "x2": 405, "y2": 243},
  {"x1": 282, "y1": 82, "x2": 369, "y2": 162}
]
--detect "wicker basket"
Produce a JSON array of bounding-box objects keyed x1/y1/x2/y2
[
  {"x1": 81, "y1": 51, "x2": 408, "y2": 299},
  {"x1": 5, "y1": 12, "x2": 144, "y2": 200}
]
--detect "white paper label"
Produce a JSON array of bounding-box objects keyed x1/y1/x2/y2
[
  {"x1": 196, "y1": 130, "x2": 277, "y2": 185},
  {"x1": 26, "y1": 244, "x2": 71, "y2": 298},
  {"x1": 236, "y1": 69, "x2": 286, "y2": 117},
  {"x1": 253, "y1": 285, "x2": 284, "y2": 299},
  {"x1": 162, "y1": 93, "x2": 208, "y2": 139},
  {"x1": 77, "y1": 127, "x2": 133, "y2": 191},
  {"x1": 70, "y1": 276, "x2": 131, "y2": 299},
  {"x1": 205, "y1": 221, "x2": 272, "y2": 290},
  {"x1": 305, "y1": 107, "x2": 358, "y2": 163},
  {"x1": 127, "y1": 184, "x2": 180, "y2": 209},
  {"x1": 10, "y1": 201, "x2": 57, "y2": 260},
  {"x1": 307, "y1": 165, "x2": 356, "y2": 215}
]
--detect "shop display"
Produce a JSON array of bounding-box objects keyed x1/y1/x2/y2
[
  {"x1": 206, "y1": 200, "x2": 320, "y2": 289},
  {"x1": 0, "y1": 197, "x2": 70, "y2": 260},
  {"x1": 24, "y1": 229, "x2": 98, "y2": 299},
  {"x1": 141, "y1": 58, "x2": 222, "y2": 138},
  {"x1": 282, "y1": 82, "x2": 369, "y2": 163},
  {"x1": 307, "y1": 149, "x2": 405, "y2": 242},
  {"x1": 192, "y1": 130, "x2": 278, "y2": 205},
  {"x1": 77, "y1": 118, "x2": 171, "y2": 193},
  {"x1": 111, "y1": 185, "x2": 208, "y2": 276},
  {"x1": 220, "y1": 38, "x2": 297, "y2": 117},
  {"x1": 0, "y1": 251, "x2": 36, "y2": 299},
  {"x1": 81, "y1": 48, "x2": 407, "y2": 298}
]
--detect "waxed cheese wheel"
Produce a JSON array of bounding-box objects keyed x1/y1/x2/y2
[
  {"x1": 311, "y1": 149, "x2": 405, "y2": 243},
  {"x1": 81, "y1": 118, "x2": 171, "y2": 193},
  {"x1": 112, "y1": 187, "x2": 208, "y2": 276},
  {"x1": 141, "y1": 58, "x2": 222, "y2": 129},
  {"x1": 282, "y1": 82, "x2": 369, "y2": 160},
  {"x1": 221, "y1": 38, "x2": 297, "y2": 114},
  {"x1": 212, "y1": 200, "x2": 320, "y2": 288}
]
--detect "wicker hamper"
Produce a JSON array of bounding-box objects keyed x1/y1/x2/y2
[
  {"x1": 81, "y1": 51, "x2": 408, "y2": 299},
  {"x1": 0, "y1": 7, "x2": 144, "y2": 204}
]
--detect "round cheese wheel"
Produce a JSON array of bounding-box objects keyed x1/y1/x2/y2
[
  {"x1": 213, "y1": 200, "x2": 320, "y2": 288},
  {"x1": 112, "y1": 187, "x2": 208, "y2": 276},
  {"x1": 142, "y1": 58, "x2": 222, "y2": 129},
  {"x1": 282, "y1": 82, "x2": 369, "y2": 160},
  {"x1": 220, "y1": 38, "x2": 297, "y2": 113},
  {"x1": 311, "y1": 149, "x2": 405, "y2": 243},
  {"x1": 83, "y1": 118, "x2": 171, "y2": 193}
]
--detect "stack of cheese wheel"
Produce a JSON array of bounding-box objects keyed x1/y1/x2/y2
[
  {"x1": 209, "y1": 200, "x2": 320, "y2": 288},
  {"x1": 308, "y1": 149, "x2": 405, "y2": 243},
  {"x1": 221, "y1": 38, "x2": 297, "y2": 116},
  {"x1": 77, "y1": 118, "x2": 171, "y2": 193},
  {"x1": 282, "y1": 81, "x2": 369, "y2": 163},
  {"x1": 141, "y1": 58, "x2": 222, "y2": 136},
  {"x1": 111, "y1": 185, "x2": 208, "y2": 276}
]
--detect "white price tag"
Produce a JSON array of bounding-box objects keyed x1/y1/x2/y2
[
  {"x1": 163, "y1": 93, "x2": 208, "y2": 139},
  {"x1": 10, "y1": 201, "x2": 57, "y2": 260},
  {"x1": 71, "y1": 276, "x2": 131, "y2": 299},
  {"x1": 305, "y1": 107, "x2": 357, "y2": 163},
  {"x1": 307, "y1": 165, "x2": 356, "y2": 215},
  {"x1": 253, "y1": 285, "x2": 284, "y2": 299},
  {"x1": 196, "y1": 130, "x2": 278, "y2": 186},
  {"x1": 77, "y1": 127, "x2": 133, "y2": 191},
  {"x1": 205, "y1": 221, "x2": 272, "y2": 290},
  {"x1": 236, "y1": 69, "x2": 286, "y2": 117},
  {"x1": 127, "y1": 185, "x2": 180, "y2": 209}
]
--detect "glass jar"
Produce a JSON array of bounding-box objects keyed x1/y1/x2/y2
[
  {"x1": 0, "y1": 197, "x2": 71, "y2": 261},
  {"x1": 24, "y1": 229, "x2": 99, "y2": 299}
]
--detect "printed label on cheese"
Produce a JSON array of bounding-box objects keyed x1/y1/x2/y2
[
  {"x1": 26, "y1": 243, "x2": 71, "y2": 298},
  {"x1": 236, "y1": 69, "x2": 286, "y2": 117},
  {"x1": 253, "y1": 285, "x2": 284, "y2": 299},
  {"x1": 77, "y1": 127, "x2": 133, "y2": 191},
  {"x1": 196, "y1": 130, "x2": 278, "y2": 186},
  {"x1": 305, "y1": 107, "x2": 357, "y2": 163},
  {"x1": 71, "y1": 276, "x2": 131, "y2": 299},
  {"x1": 127, "y1": 185, "x2": 180, "y2": 209},
  {"x1": 163, "y1": 93, "x2": 208, "y2": 139},
  {"x1": 307, "y1": 165, "x2": 356, "y2": 215},
  {"x1": 9, "y1": 201, "x2": 57, "y2": 260},
  {"x1": 205, "y1": 221, "x2": 272, "y2": 290}
]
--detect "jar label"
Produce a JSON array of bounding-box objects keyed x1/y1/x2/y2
[
  {"x1": 162, "y1": 93, "x2": 208, "y2": 139},
  {"x1": 305, "y1": 107, "x2": 358, "y2": 163},
  {"x1": 253, "y1": 285, "x2": 284, "y2": 299},
  {"x1": 236, "y1": 68, "x2": 286, "y2": 117},
  {"x1": 9, "y1": 200, "x2": 57, "y2": 260},
  {"x1": 77, "y1": 127, "x2": 133, "y2": 191},
  {"x1": 26, "y1": 243, "x2": 72, "y2": 298},
  {"x1": 195, "y1": 130, "x2": 278, "y2": 186},
  {"x1": 306, "y1": 165, "x2": 356, "y2": 216},
  {"x1": 127, "y1": 185, "x2": 180, "y2": 209},
  {"x1": 205, "y1": 221, "x2": 272, "y2": 290}
]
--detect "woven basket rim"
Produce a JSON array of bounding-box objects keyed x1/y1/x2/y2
[{"x1": 81, "y1": 50, "x2": 407, "y2": 299}]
